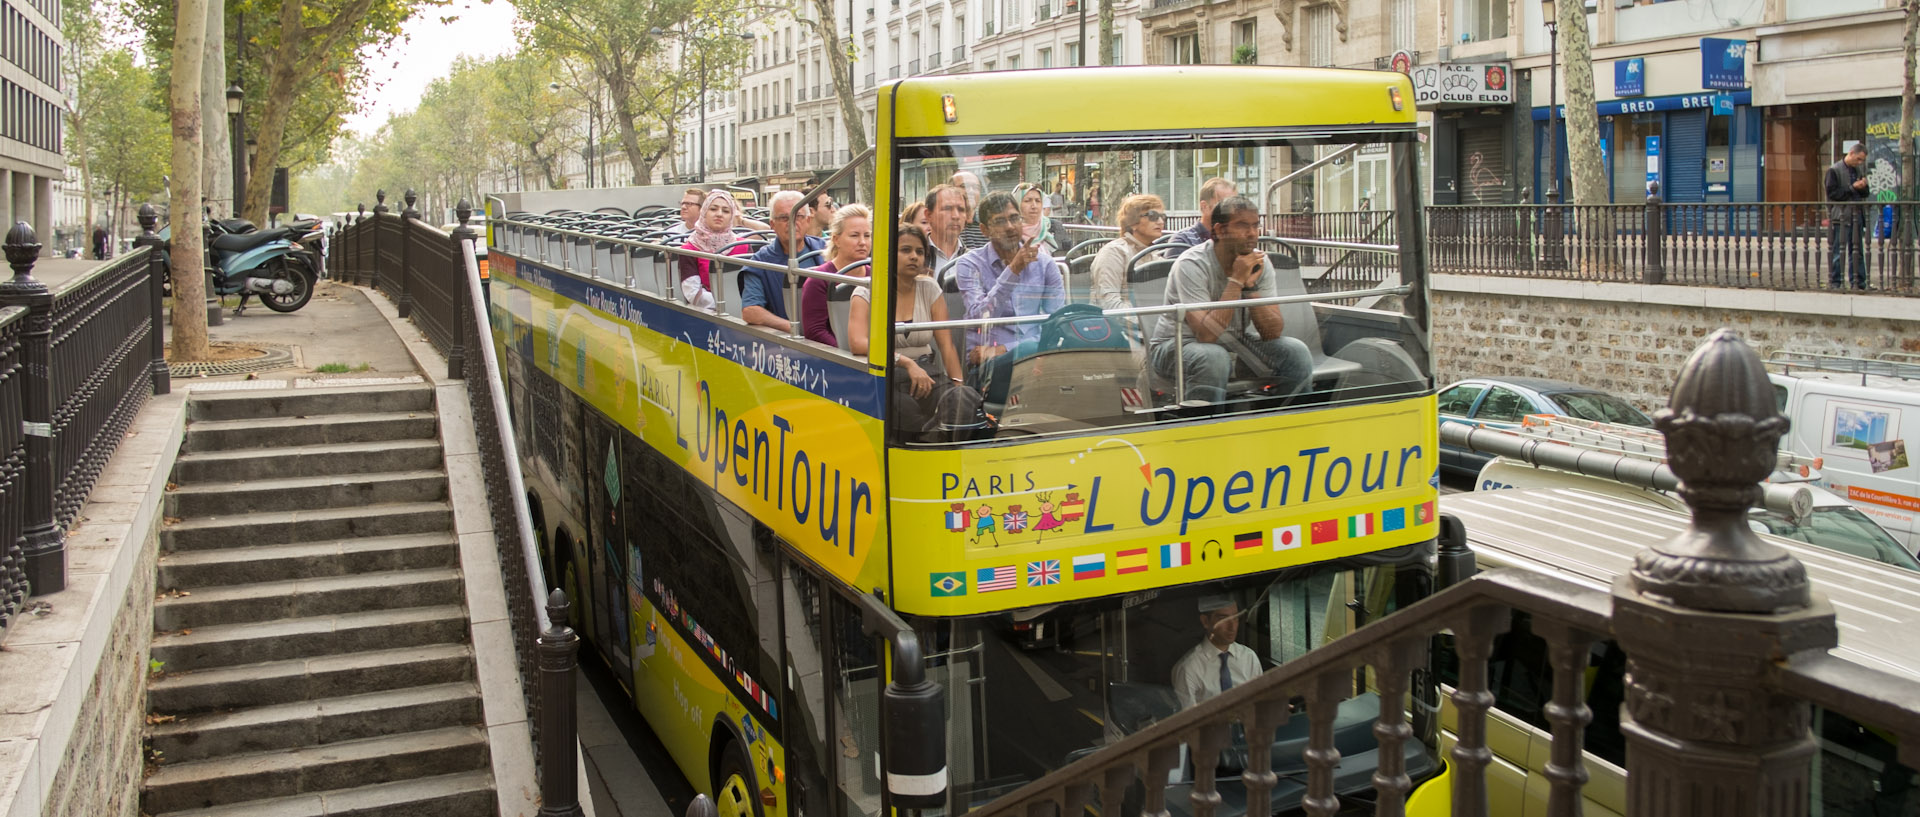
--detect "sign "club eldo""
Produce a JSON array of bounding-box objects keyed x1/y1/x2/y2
[{"x1": 1409, "y1": 62, "x2": 1513, "y2": 108}]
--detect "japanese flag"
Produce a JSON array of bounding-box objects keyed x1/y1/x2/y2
[{"x1": 1272, "y1": 525, "x2": 1303, "y2": 551}]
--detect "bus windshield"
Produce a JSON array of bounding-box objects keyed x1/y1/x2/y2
[{"x1": 890, "y1": 131, "x2": 1426, "y2": 445}]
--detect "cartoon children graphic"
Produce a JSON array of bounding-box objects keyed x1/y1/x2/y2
[
  {"x1": 973, "y1": 503, "x2": 999, "y2": 546},
  {"x1": 1030, "y1": 492, "x2": 1066, "y2": 543}
]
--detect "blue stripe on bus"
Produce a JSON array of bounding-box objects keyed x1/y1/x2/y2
[{"x1": 503, "y1": 256, "x2": 888, "y2": 418}]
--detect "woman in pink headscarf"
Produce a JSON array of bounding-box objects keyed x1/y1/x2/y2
[{"x1": 678, "y1": 190, "x2": 739, "y2": 311}]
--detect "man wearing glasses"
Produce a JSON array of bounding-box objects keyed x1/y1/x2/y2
[
  {"x1": 664, "y1": 187, "x2": 707, "y2": 239},
  {"x1": 740, "y1": 191, "x2": 828, "y2": 333},
  {"x1": 1150, "y1": 196, "x2": 1312, "y2": 404},
  {"x1": 955, "y1": 191, "x2": 1064, "y2": 405}
]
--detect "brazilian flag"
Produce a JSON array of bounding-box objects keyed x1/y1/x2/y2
[{"x1": 930, "y1": 572, "x2": 967, "y2": 597}]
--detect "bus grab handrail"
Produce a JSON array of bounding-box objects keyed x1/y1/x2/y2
[
  {"x1": 905, "y1": 283, "x2": 1411, "y2": 332},
  {"x1": 489, "y1": 216, "x2": 871, "y2": 288}
]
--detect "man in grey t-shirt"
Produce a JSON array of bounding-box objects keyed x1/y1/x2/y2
[{"x1": 1148, "y1": 196, "x2": 1313, "y2": 404}]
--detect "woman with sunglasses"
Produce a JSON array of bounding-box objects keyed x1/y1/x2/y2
[{"x1": 1089, "y1": 193, "x2": 1166, "y2": 322}]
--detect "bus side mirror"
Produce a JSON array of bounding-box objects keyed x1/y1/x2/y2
[{"x1": 884, "y1": 635, "x2": 948, "y2": 808}]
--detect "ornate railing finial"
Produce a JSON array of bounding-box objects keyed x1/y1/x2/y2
[
  {"x1": 455, "y1": 199, "x2": 472, "y2": 228},
  {"x1": 3, "y1": 222, "x2": 44, "y2": 295},
  {"x1": 1633, "y1": 328, "x2": 1807, "y2": 613},
  {"x1": 373, "y1": 190, "x2": 389, "y2": 214}
]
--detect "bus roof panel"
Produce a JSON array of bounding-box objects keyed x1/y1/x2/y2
[{"x1": 888, "y1": 66, "x2": 1418, "y2": 139}]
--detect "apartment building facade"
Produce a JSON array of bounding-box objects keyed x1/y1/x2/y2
[{"x1": 3, "y1": 0, "x2": 62, "y2": 251}]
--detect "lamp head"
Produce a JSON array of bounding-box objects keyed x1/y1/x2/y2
[
  {"x1": 1541, "y1": 0, "x2": 1556, "y2": 23},
  {"x1": 225, "y1": 84, "x2": 243, "y2": 115}
]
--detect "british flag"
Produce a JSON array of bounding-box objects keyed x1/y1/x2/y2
[{"x1": 1026, "y1": 560, "x2": 1061, "y2": 586}]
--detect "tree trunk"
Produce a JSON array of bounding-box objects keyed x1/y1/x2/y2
[
  {"x1": 171, "y1": 0, "x2": 212, "y2": 362},
  {"x1": 202, "y1": 0, "x2": 231, "y2": 218},
  {"x1": 1558, "y1": 0, "x2": 1607, "y2": 206},
  {"x1": 810, "y1": 0, "x2": 872, "y2": 201},
  {"x1": 1901, "y1": 0, "x2": 1916, "y2": 201},
  {"x1": 242, "y1": 1, "x2": 306, "y2": 223},
  {"x1": 1099, "y1": 0, "x2": 1114, "y2": 64}
]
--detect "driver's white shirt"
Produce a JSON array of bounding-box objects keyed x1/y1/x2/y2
[{"x1": 1172, "y1": 639, "x2": 1262, "y2": 711}]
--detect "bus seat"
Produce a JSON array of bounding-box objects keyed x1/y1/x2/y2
[
  {"x1": 1066, "y1": 254, "x2": 1097, "y2": 303},
  {"x1": 828, "y1": 282, "x2": 858, "y2": 352},
  {"x1": 1267, "y1": 255, "x2": 1361, "y2": 383},
  {"x1": 941, "y1": 274, "x2": 967, "y2": 350},
  {"x1": 1128, "y1": 258, "x2": 1175, "y2": 310}
]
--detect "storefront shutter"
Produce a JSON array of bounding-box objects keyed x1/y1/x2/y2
[
  {"x1": 1457, "y1": 126, "x2": 1509, "y2": 204},
  {"x1": 1666, "y1": 109, "x2": 1707, "y2": 203}
]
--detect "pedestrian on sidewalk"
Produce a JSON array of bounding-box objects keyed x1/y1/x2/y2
[
  {"x1": 1825, "y1": 143, "x2": 1871, "y2": 290},
  {"x1": 91, "y1": 225, "x2": 110, "y2": 260}
]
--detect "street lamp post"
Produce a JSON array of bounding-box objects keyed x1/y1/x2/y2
[
  {"x1": 226, "y1": 84, "x2": 245, "y2": 217},
  {"x1": 652, "y1": 26, "x2": 755, "y2": 184}
]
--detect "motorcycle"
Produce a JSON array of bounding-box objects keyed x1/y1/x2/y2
[{"x1": 204, "y1": 217, "x2": 320, "y2": 315}]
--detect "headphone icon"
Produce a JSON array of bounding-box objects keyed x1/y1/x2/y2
[{"x1": 1200, "y1": 540, "x2": 1224, "y2": 561}]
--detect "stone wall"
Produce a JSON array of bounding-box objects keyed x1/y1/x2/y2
[
  {"x1": 1431, "y1": 275, "x2": 1920, "y2": 412},
  {"x1": 38, "y1": 540, "x2": 154, "y2": 817}
]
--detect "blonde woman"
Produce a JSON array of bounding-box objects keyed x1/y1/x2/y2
[
  {"x1": 1089, "y1": 193, "x2": 1167, "y2": 316},
  {"x1": 800, "y1": 204, "x2": 873, "y2": 347}
]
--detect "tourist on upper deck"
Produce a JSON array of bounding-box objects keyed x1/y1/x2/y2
[
  {"x1": 924, "y1": 185, "x2": 971, "y2": 282},
  {"x1": 901, "y1": 201, "x2": 931, "y2": 236},
  {"x1": 848, "y1": 224, "x2": 968, "y2": 430},
  {"x1": 1167, "y1": 177, "x2": 1237, "y2": 247},
  {"x1": 949, "y1": 171, "x2": 989, "y2": 250},
  {"x1": 741, "y1": 191, "x2": 828, "y2": 333},
  {"x1": 678, "y1": 190, "x2": 743, "y2": 312},
  {"x1": 955, "y1": 191, "x2": 1065, "y2": 405},
  {"x1": 800, "y1": 204, "x2": 873, "y2": 348},
  {"x1": 1089, "y1": 193, "x2": 1166, "y2": 323},
  {"x1": 1014, "y1": 183, "x2": 1067, "y2": 256},
  {"x1": 1149, "y1": 196, "x2": 1311, "y2": 404},
  {"x1": 663, "y1": 187, "x2": 706, "y2": 239}
]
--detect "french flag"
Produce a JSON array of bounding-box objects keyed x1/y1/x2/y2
[{"x1": 1160, "y1": 541, "x2": 1191, "y2": 568}]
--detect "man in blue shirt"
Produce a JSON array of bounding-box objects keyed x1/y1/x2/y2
[
  {"x1": 1167, "y1": 177, "x2": 1237, "y2": 247},
  {"x1": 741, "y1": 190, "x2": 827, "y2": 332},
  {"x1": 956, "y1": 191, "x2": 1065, "y2": 405}
]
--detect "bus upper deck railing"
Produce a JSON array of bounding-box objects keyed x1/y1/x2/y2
[{"x1": 958, "y1": 329, "x2": 1920, "y2": 817}]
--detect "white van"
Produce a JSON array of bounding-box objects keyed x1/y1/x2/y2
[
  {"x1": 1413, "y1": 488, "x2": 1920, "y2": 817},
  {"x1": 1769, "y1": 351, "x2": 1920, "y2": 553}
]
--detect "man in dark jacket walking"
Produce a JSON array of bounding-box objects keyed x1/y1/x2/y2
[{"x1": 1825, "y1": 143, "x2": 1871, "y2": 290}]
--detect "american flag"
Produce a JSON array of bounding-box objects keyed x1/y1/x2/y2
[
  {"x1": 977, "y1": 565, "x2": 1017, "y2": 592},
  {"x1": 1026, "y1": 560, "x2": 1060, "y2": 586}
]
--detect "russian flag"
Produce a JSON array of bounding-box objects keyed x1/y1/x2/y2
[
  {"x1": 1160, "y1": 541, "x2": 1192, "y2": 568},
  {"x1": 1072, "y1": 553, "x2": 1106, "y2": 580}
]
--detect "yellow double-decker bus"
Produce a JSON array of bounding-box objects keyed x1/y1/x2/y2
[{"x1": 486, "y1": 65, "x2": 1441, "y2": 817}]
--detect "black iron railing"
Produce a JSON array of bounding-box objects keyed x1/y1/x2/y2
[
  {"x1": 0, "y1": 220, "x2": 167, "y2": 642},
  {"x1": 1428, "y1": 200, "x2": 1920, "y2": 295},
  {"x1": 334, "y1": 199, "x2": 583, "y2": 816}
]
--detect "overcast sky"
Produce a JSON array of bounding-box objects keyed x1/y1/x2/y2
[{"x1": 343, "y1": 0, "x2": 522, "y2": 137}]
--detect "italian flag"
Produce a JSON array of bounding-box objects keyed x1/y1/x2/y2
[{"x1": 1348, "y1": 512, "x2": 1375, "y2": 539}]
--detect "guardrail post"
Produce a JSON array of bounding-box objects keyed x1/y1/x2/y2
[
  {"x1": 539, "y1": 589, "x2": 583, "y2": 817},
  {"x1": 1643, "y1": 189, "x2": 1665, "y2": 285},
  {"x1": 397, "y1": 189, "x2": 418, "y2": 319},
  {"x1": 447, "y1": 200, "x2": 475, "y2": 381},
  {"x1": 0, "y1": 223, "x2": 64, "y2": 595},
  {"x1": 353, "y1": 204, "x2": 366, "y2": 286},
  {"x1": 1611, "y1": 329, "x2": 1836, "y2": 817},
  {"x1": 373, "y1": 191, "x2": 389, "y2": 294},
  {"x1": 133, "y1": 204, "x2": 170, "y2": 395}
]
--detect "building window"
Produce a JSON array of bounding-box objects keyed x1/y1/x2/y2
[
  {"x1": 1109, "y1": 33, "x2": 1124, "y2": 64},
  {"x1": 1303, "y1": 5, "x2": 1334, "y2": 67},
  {"x1": 1008, "y1": 53, "x2": 1021, "y2": 69},
  {"x1": 1167, "y1": 32, "x2": 1200, "y2": 64},
  {"x1": 1389, "y1": 0, "x2": 1415, "y2": 53},
  {"x1": 1457, "y1": 0, "x2": 1509, "y2": 43},
  {"x1": 1232, "y1": 19, "x2": 1257, "y2": 64},
  {"x1": 1066, "y1": 41, "x2": 1080, "y2": 66},
  {"x1": 1038, "y1": 47, "x2": 1051, "y2": 67}
]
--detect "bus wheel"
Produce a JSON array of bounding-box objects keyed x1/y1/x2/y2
[{"x1": 715, "y1": 741, "x2": 759, "y2": 817}]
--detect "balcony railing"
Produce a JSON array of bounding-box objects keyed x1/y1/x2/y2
[
  {"x1": 812, "y1": 84, "x2": 822, "y2": 98},
  {"x1": 888, "y1": 65, "x2": 900, "y2": 78},
  {"x1": 909, "y1": 58, "x2": 921, "y2": 74},
  {"x1": 864, "y1": 72, "x2": 875, "y2": 88},
  {"x1": 928, "y1": 51, "x2": 942, "y2": 68},
  {"x1": 953, "y1": 44, "x2": 967, "y2": 61}
]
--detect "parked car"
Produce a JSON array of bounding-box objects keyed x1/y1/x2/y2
[
  {"x1": 1437, "y1": 376, "x2": 1651, "y2": 477},
  {"x1": 1769, "y1": 350, "x2": 1920, "y2": 554}
]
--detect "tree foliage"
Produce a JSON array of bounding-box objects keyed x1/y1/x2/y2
[
  {"x1": 79, "y1": 52, "x2": 172, "y2": 206},
  {"x1": 512, "y1": 0, "x2": 749, "y2": 185}
]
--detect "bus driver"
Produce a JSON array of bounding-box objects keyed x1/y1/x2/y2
[
  {"x1": 1173, "y1": 595, "x2": 1263, "y2": 710},
  {"x1": 1149, "y1": 196, "x2": 1313, "y2": 404}
]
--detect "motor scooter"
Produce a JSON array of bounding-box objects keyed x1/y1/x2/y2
[{"x1": 204, "y1": 217, "x2": 319, "y2": 315}]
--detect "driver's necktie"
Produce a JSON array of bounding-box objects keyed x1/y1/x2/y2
[{"x1": 1219, "y1": 651, "x2": 1233, "y2": 693}]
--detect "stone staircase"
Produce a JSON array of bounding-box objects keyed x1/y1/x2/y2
[{"x1": 141, "y1": 384, "x2": 494, "y2": 817}]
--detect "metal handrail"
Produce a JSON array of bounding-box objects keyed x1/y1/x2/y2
[{"x1": 907, "y1": 283, "x2": 1410, "y2": 331}]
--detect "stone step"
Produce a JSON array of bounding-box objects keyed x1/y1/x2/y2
[
  {"x1": 167, "y1": 470, "x2": 448, "y2": 518},
  {"x1": 141, "y1": 726, "x2": 488, "y2": 815},
  {"x1": 172, "y1": 439, "x2": 445, "y2": 484},
  {"x1": 162, "y1": 502, "x2": 453, "y2": 553},
  {"x1": 146, "y1": 682, "x2": 482, "y2": 764},
  {"x1": 158, "y1": 532, "x2": 457, "y2": 588},
  {"x1": 149, "y1": 769, "x2": 494, "y2": 817},
  {"x1": 182, "y1": 411, "x2": 440, "y2": 454},
  {"x1": 147, "y1": 642, "x2": 474, "y2": 716},
  {"x1": 155, "y1": 568, "x2": 464, "y2": 631},
  {"x1": 151, "y1": 604, "x2": 468, "y2": 671},
  {"x1": 186, "y1": 384, "x2": 435, "y2": 423}
]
